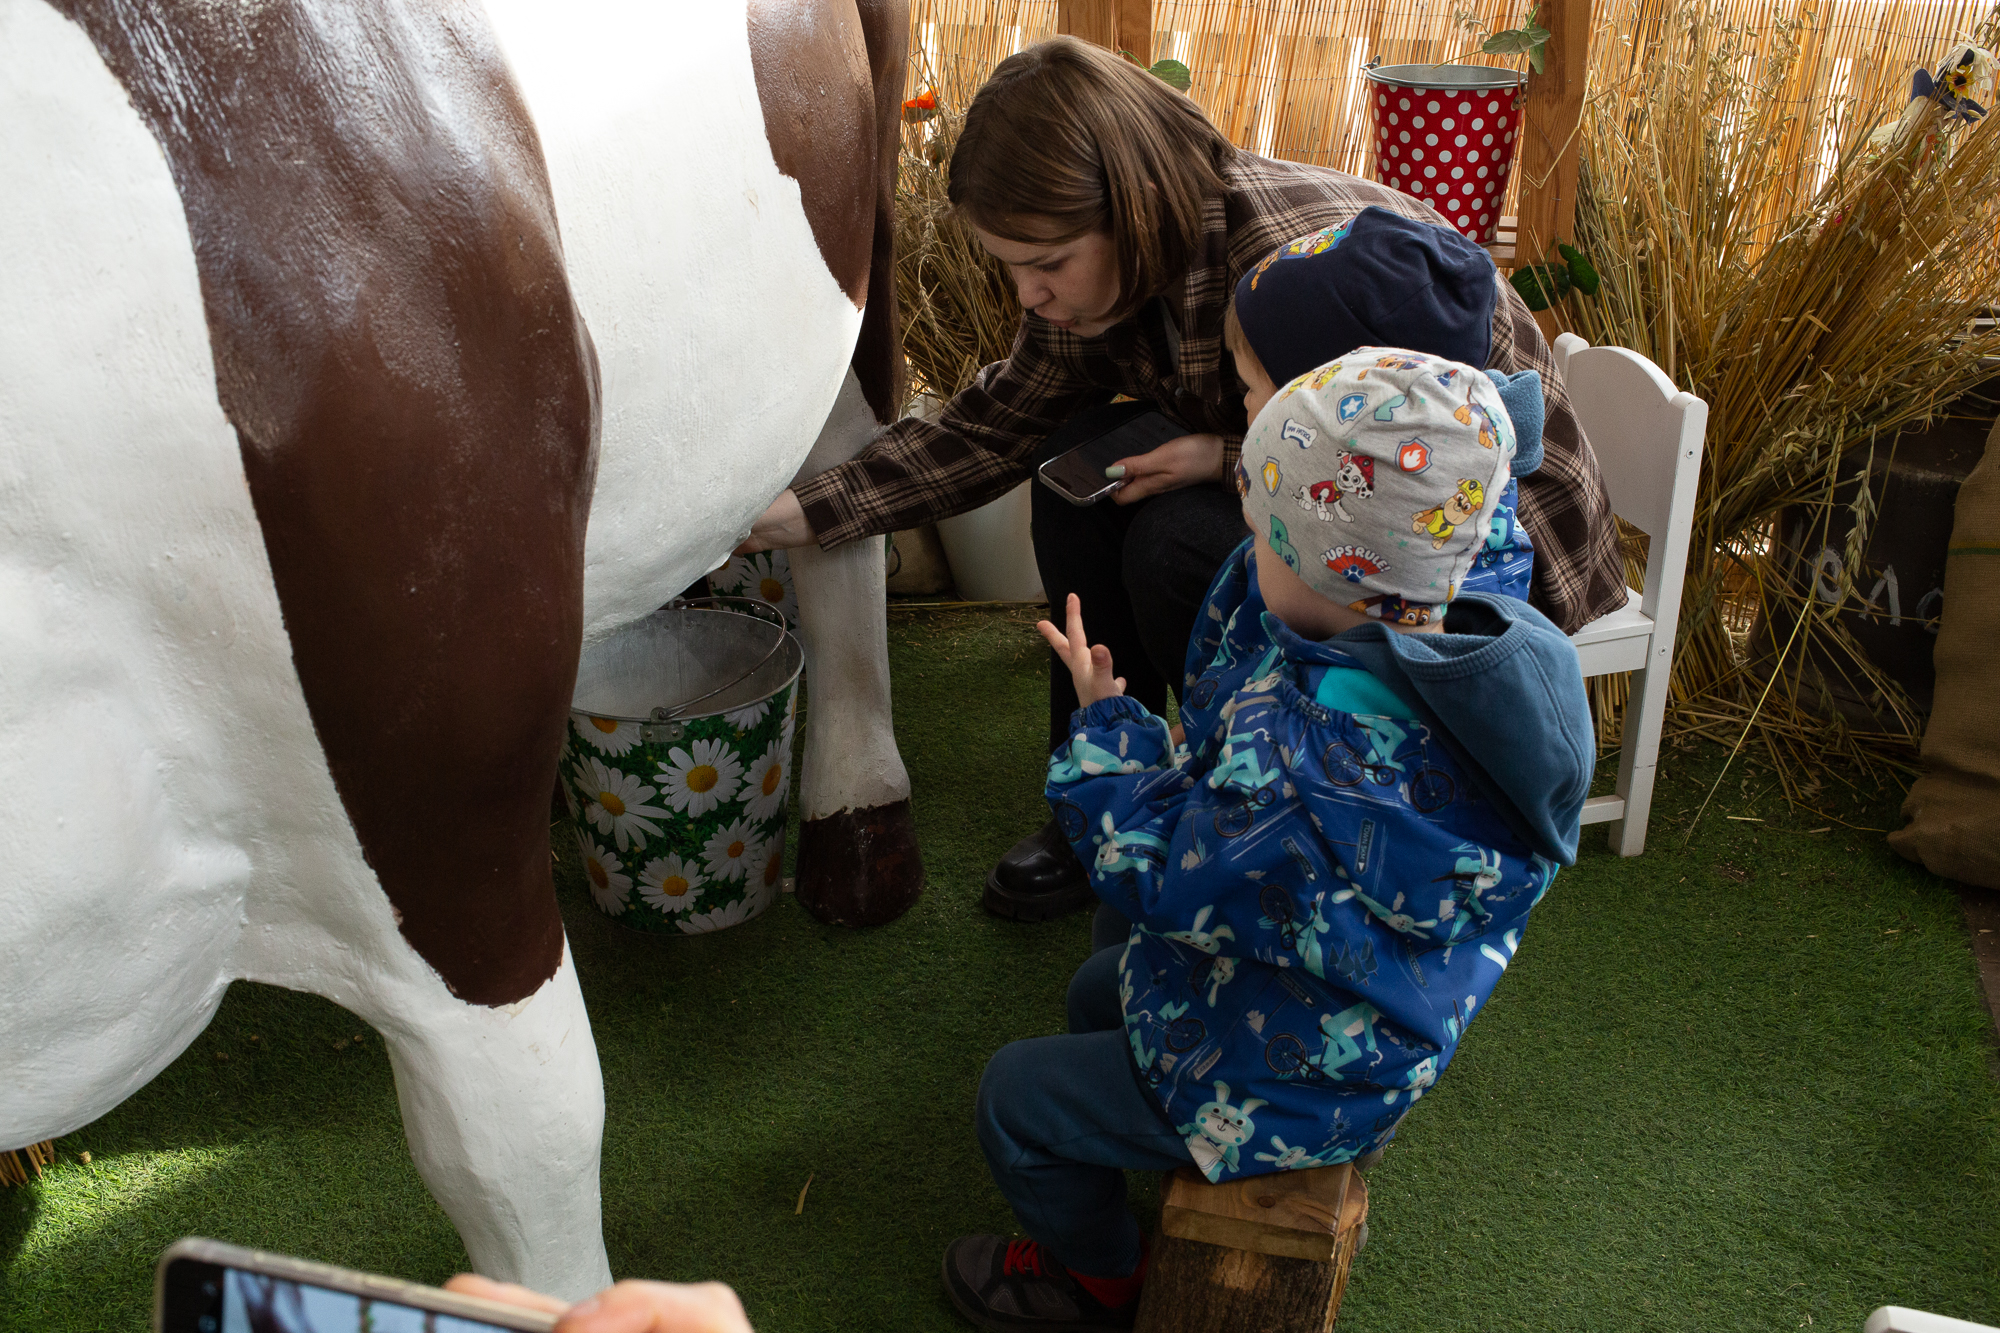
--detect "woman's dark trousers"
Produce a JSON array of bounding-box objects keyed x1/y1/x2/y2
[
  {"x1": 1030, "y1": 478, "x2": 1248, "y2": 753},
  {"x1": 981, "y1": 460, "x2": 1247, "y2": 921}
]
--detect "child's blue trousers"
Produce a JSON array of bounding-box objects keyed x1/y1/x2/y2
[{"x1": 974, "y1": 939, "x2": 1195, "y2": 1279}]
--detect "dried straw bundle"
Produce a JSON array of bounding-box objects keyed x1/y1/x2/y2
[
  {"x1": 0, "y1": 1140, "x2": 56, "y2": 1187},
  {"x1": 894, "y1": 58, "x2": 1023, "y2": 404},
  {"x1": 1556, "y1": 0, "x2": 2000, "y2": 807}
]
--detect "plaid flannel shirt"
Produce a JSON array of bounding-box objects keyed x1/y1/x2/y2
[{"x1": 794, "y1": 152, "x2": 1626, "y2": 633}]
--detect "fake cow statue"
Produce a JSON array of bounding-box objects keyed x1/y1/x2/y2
[{"x1": 1, "y1": 0, "x2": 920, "y2": 1299}]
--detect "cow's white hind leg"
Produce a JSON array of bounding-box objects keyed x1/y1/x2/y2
[
  {"x1": 787, "y1": 371, "x2": 924, "y2": 925},
  {"x1": 364, "y1": 947, "x2": 611, "y2": 1300}
]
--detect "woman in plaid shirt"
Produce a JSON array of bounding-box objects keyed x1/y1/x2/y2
[{"x1": 742, "y1": 36, "x2": 1623, "y2": 929}]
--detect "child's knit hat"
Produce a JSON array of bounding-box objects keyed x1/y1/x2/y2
[
  {"x1": 1233, "y1": 207, "x2": 1499, "y2": 386},
  {"x1": 1234, "y1": 348, "x2": 1517, "y2": 626}
]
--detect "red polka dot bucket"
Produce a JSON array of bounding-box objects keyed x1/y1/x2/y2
[{"x1": 1362, "y1": 63, "x2": 1527, "y2": 245}]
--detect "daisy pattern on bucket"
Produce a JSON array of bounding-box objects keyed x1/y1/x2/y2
[
  {"x1": 756, "y1": 836, "x2": 786, "y2": 893},
  {"x1": 743, "y1": 738, "x2": 789, "y2": 821},
  {"x1": 678, "y1": 877, "x2": 776, "y2": 934},
  {"x1": 574, "y1": 754, "x2": 668, "y2": 852},
  {"x1": 780, "y1": 693, "x2": 799, "y2": 756},
  {"x1": 703, "y1": 816, "x2": 761, "y2": 882},
  {"x1": 572, "y1": 713, "x2": 640, "y2": 756},
  {"x1": 657, "y1": 737, "x2": 743, "y2": 818},
  {"x1": 723, "y1": 697, "x2": 772, "y2": 731},
  {"x1": 714, "y1": 550, "x2": 798, "y2": 631},
  {"x1": 637, "y1": 852, "x2": 705, "y2": 914},
  {"x1": 576, "y1": 832, "x2": 632, "y2": 916}
]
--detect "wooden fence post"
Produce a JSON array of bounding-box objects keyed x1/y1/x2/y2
[
  {"x1": 1056, "y1": 0, "x2": 1150, "y2": 65},
  {"x1": 1121, "y1": 0, "x2": 1152, "y2": 64},
  {"x1": 1514, "y1": 0, "x2": 1590, "y2": 337}
]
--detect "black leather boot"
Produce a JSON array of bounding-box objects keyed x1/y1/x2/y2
[{"x1": 982, "y1": 817, "x2": 1094, "y2": 921}]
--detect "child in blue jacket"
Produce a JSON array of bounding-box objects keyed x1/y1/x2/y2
[{"x1": 942, "y1": 346, "x2": 1594, "y2": 1332}]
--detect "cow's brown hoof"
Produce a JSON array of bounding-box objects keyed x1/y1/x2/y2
[{"x1": 795, "y1": 798, "x2": 924, "y2": 927}]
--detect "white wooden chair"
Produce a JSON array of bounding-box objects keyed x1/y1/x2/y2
[
  {"x1": 1552, "y1": 333, "x2": 1708, "y2": 856},
  {"x1": 1865, "y1": 1308, "x2": 2000, "y2": 1333}
]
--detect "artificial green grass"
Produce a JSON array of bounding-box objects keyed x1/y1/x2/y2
[{"x1": 4, "y1": 604, "x2": 1997, "y2": 1331}]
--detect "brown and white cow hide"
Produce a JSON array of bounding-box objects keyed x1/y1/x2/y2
[{"x1": 0, "y1": 0, "x2": 916, "y2": 1299}]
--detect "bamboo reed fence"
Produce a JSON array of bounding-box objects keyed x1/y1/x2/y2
[{"x1": 906, "y1": 0, "x2": 1998, "y2": 259}]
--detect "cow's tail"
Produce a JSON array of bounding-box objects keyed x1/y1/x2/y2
[{"x1": 851, "y1": 0, "x2": 909, "y2": 425}]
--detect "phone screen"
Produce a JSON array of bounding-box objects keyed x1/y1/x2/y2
[
  {"x1": 160, "y1": 1244, "x2": 553, "y2": 1333},
  {"x1": 1038, "y1": 433, "x2": 1143, "y2": 504},
  {"x1": 1035, "y1": 405, "x2": 1187, "y2": 505}
]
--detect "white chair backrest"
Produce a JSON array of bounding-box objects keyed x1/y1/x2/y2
[
  {"x1": 1553, "y1": 332, "x2": 1708, "y2": 621},
  {"x1": 1865, "y1": 1308, "x2": 2000, "y2": 1333}
]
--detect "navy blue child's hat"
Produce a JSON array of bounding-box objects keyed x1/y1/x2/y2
[{"x1": 1233, "y1": 206, "x2": 1498, "y2": 386}]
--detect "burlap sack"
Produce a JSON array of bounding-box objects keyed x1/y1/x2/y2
[{"x1": 1889, "y1": 416, "x2": 2000, "y2": 885}]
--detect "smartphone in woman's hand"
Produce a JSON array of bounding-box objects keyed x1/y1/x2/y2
[{"x1": 1035, "y1": 405, "x2": 1185, "y2": 505}]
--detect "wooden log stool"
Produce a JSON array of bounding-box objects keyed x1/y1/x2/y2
[{"x1": 1133, "y1": 1162, "x2": 1368, "y2": 1333}]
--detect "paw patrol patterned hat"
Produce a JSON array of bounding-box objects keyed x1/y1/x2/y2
[{"x1": 1234, "y1": 347, "x2": 1516, "y2": 626}]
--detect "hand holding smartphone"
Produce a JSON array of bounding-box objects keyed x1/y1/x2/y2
[
  {"x1": 157, "y1": 1240, "x2": 756, "y2": 1333},
  {"x1": 1035, "y1": 403, "x2": 1187, "y2": 506},
  {"x1": 158, "y1": 1239, "x2": 558, "y2": 1333}
]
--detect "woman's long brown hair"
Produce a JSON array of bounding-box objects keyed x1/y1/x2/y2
[{"x1": 947, "y1": 36, "x2": 1236, "y2": 321}]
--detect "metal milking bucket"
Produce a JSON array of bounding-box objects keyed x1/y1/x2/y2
[{"x1": 561, "y1": 597, "x2": 803, "y2": 934}]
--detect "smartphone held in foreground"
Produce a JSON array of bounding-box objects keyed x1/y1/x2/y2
[{"x1": 157, "y1": 1238, "x2": 556, "y2": 1333}]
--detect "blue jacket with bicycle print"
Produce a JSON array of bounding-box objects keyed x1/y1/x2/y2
[{"x1": 1047, "y1": 538, "x2": 1592, "y2": 1182}]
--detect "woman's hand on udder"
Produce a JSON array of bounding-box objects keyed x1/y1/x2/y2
[
  {"x1": 1105, "y1": 432, "x2": 1226, "y2": 505},
  {"x1": 736, "y1": 489, "x2": 814, "y2": 554}
]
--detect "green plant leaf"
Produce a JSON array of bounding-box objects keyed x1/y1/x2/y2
[
  {"x1": 1510, "y1": 266, "x2": 1547, "y2": 310},
  {"x1": 1482, "y1": 21, "x2": 1549, "y2": 53},
  {"x1": 1558, "y1": 242, "x2": 1601, "y2": 296},
  {"x1": 1149, "y1": 58, "x2": 1193, "y2": 91},
  {"x1": 1510, "y1": 262, "x2": 1570, "y2": 311},
  {"x1": 1529, "y1": 42, "x2": 1546, "y2": 74}
]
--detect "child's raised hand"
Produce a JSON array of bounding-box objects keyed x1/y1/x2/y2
[{"x1": 1036, "y1": 594, "x2": 1127, "y2": 708}]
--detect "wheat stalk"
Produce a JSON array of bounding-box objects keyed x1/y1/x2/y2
[{"x1": 1559, "y1": 0, "x2": 2000, "y2": 803}]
